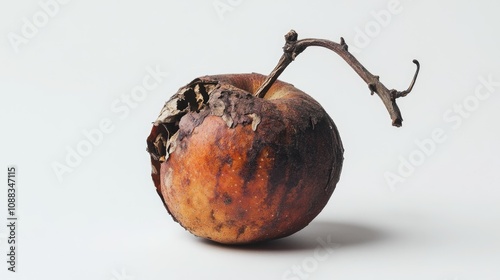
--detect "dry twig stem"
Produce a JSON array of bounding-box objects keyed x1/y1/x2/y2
[{"x1": 254, "y1": 30, "x2": 420, "y2": 127}]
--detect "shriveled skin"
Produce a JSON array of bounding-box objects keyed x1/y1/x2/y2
[{"x1": 147, "y1": 73, "x2": 343, "y2": 244}]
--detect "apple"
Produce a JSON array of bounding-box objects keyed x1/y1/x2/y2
[
  {"x1": 146, "y1": 30, "x2": 419, "y2": 244},
  {"x1": 147, "y1": 73, "x2": 343, "y2": 244}
]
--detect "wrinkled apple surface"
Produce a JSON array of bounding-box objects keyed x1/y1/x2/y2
[{"x1": 147, "y1": 73, "x2": 344, "y2": 244}]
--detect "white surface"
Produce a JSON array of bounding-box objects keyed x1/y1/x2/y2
[{"x1": 1, "y1": 1, "x2": 499, "y2": 279}]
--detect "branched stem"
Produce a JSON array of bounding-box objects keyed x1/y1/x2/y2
[{"x1": 254, "y1": 30, "x2": 420, "y2": 127}]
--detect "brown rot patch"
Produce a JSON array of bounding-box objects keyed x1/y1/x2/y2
[
  {"x1": 236, "y1": 225, "x2": 247, "y2": 238},
  {"x1": 223, "y1": 193, "x2": 233, "y2": 205},
  {"x1": 215, "y1": 223, "x2": 223, "y2": 232}
]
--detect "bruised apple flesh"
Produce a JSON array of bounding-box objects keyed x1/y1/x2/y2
[{"x1": 146, "y1": 30, "x2": 419, "y2": 244}]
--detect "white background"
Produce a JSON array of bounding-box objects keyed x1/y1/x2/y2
[{"x1": 1, "y1": 0, "x2": 499, "y2": 279}]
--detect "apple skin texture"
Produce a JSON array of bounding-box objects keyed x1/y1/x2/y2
[{"x1": 147, "y1": 73, "x2": 344, "y2": 244}]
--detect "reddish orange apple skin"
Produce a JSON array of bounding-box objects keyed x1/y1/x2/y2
[{"x1": 147, "y1": 73, "x2": 343, "y2": 244}]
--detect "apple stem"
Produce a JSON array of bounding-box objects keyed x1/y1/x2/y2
[{"x1": 254, "y1": 30, "x2": 420, "y2": 127}]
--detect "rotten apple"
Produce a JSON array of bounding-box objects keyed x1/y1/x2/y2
[{"x1": 146, "y1": 30, "x2": 419, "y2": 244}]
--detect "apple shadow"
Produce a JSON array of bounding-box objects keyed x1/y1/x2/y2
[{"x1": 199, "y1": 220, "x2": 389, "y2": 252}]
